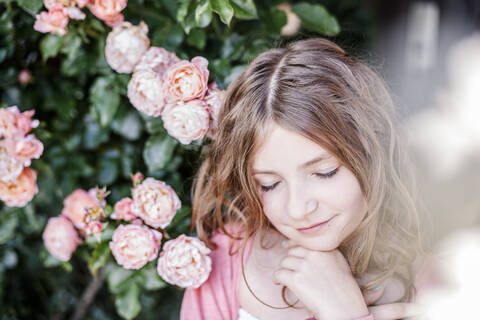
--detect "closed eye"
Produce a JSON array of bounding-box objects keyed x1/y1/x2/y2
[{"x1": 260, "y1": 168, "x2": 338, "y2": 193}]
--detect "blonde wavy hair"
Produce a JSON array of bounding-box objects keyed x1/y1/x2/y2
[{"x1": 191, "y1": 38, "x2": 424, "y2": 304}]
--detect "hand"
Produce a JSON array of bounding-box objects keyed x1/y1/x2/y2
[
  {"x1": 272, "y1": 239, "x2": 370, "y2": 320},
  {"x1": 368, "y1": 302, "x2": 420, "y2": 320}
]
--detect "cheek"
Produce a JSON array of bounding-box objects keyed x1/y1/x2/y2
[{"x1": 260, "y1": 194, "x2": 283, "y2": 224}]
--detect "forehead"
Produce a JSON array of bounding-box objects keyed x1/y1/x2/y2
[{"x1": 252, "y1": 123, "x2": 332, "y2": 169}]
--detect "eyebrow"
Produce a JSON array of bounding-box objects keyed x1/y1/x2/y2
[{"x1": 253, "y1": 154, "x2": 330, "y2": 175}]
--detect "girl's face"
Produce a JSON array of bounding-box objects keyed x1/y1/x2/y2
[{"x1": 252, "y1": 123, "x2": 368, "y2": 251}]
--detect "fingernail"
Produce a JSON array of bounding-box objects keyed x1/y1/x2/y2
[
  {"x1": 371, "y1": 285, "x2": 382, "y2": 291},
  {"x1": 281, "y1": 239, "x2": 286, "y2": 247}
]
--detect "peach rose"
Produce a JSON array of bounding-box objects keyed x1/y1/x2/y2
[
  {"x1": 5, "y1": 135, "x2": 44, "y2": 167},
  {"x1": 134, "y1": 47, "x2": 180, "y2": 75},
  {"x1": 0, "y1": 140, "x2": 24, "y2": 182},
  {"x1": 105, "y1": 21, "x2": 150, "y2": 73},
  {"x1": 43, "y1": 216, "x2": 81, "y2": 261},
  {"x1": 156, "y1": 234, "x2": 212, "y2": 288},
  {"x1": 162, "y1": 99, "x2": 210, "y2": 144},
  {"x1": 110, "y1": 197, "x2": 137, "y2": 221},
  {"x1": 164, "y1": 57, "x2": 209, "y2": 102},
  {"x1": 109, "y1": 224, "x2": 162, "y2": 269},
  {"x1": 34, "y1": 4, "x2": 69, "y2": 36},
  {"x1": 14, "y1": 109, "x2": 39, "y2": 136},
  {"x1": 88, "y1": 0, "x2": 126, "y2": 27},
  {"x1": 127, "y1": 69, "x2": 166, "y2": 117},
  {"x1": 0, "y1": 167, "x2": 38, "y2": 207},
  {"x1": 204, "y1": 86, "x2": 226, "y2": 139},
  {"x1": 131, "y1": 178, "x2": 181, "y2": 228},
  {"x1": 61, "y1": 189, "x2": 100, "y2": 230}
]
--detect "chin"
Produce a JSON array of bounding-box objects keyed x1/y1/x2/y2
[{"x1": 296, "y1": 234, "x2": 342, "y2": 252}]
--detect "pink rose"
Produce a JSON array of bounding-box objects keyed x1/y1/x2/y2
[
  {"x1": 164, "y1": 57, "x2": 209, "y2": 102},
  {"x1": 156, "y1": 234, "x2": 212, "y2": 288},
  {"x1": 131, "y1": 172, "x2": 144, "y2": 185},
  {"x1": 131, "y1": 178, "x2": 181, "y2": 228},
  {"x1": 109, "y1": 224, "x2": 162, "y2": 269},
  {"x1": 64, "y1": 6, "x2": 86, "y2": 20},
  {"x1": 204, "y1": 86, "x2": 226, "y2": 139},
  {"x1": 111, "y1": 197, "x2": 137, "y2": 221},
  {"x1": 0, "y1": 167, "x2": 38, "y2": 207},
  {"x1": 105, "y1": 21, "x2": 150, "y2": 73},
  {"x1": 88, "y1": 0, "x2": 126, "y2": 27},
  {"x1": 43, "y1": 0, "x2": 72, "y2": 9},
  {"x1": 162, "y1": 99, "x2": 210, "y2": 144},
  {"x1": 127, "y1": 69, "x2": 166, "y2": 117},
  {"x1": 34, "y1": 4, "x2": 69, "y2": 36},
  {"x1": 43, "y1": 216, "x2": 81, "y2": 261},
  {"x1": 0, "y1": 140, "x2": 23, "y2": 182},
  {"x1": 76, "y1": 0, "x2": 90, "y2": 8},
  {"x1": 61, "y1": 189, "x2": 100, "y2": 230},
  {"x1": 18, "y1": 70, "x2": 32, "y2": 85},
  {"x1": 5, "y1": 134, "x2": 44, "y2": 167},
  {"x1": 15, "y1": 109, "x2": 39, "y2": 136},
  {"x1": 0, "y1": 107, "x2": 19, "y2": 138},
  {"x1": 133, "y1": 47, "x2": 180, "y2": 75}
]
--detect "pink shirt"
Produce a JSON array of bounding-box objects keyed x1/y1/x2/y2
[{"x1": 180, "y1": 225, "x2": 431, "y2": 320}]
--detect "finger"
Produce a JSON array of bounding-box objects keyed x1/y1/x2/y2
[
  {"x1": 280, "y1": 255, "x2": 303, "y2": 270},
  {"x1": 368, "y1": 303, "x2": 420, "y2": 320},
  {"x1": 288, "y1": 246, "x2": 308, "y2": 258},
  {"x1": 362, "y1": 285, "x2": 384, "y2": 306},
  {"x1": 282, "y1": 239, "x2": 298, "y2": 249},
  {"x1": 273, "y1": 268, "x2": 295, "y2": 286}
]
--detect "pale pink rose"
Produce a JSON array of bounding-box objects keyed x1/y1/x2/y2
[
  {"x1": 164, "y1": 57, "x2": 209, "y2": 102},
  {"x1": 43, "y1": 216, "x2": 81, "y2": 261},
  {"x1": 162, "y1": 99, "x2": 210, "y2": 144},
  {"x1": 61, "y1": 189, "x2": 100, "y2": 230},
  {"x1": 157, "y1": 234, "x2": 212, "y2": 288},
  {"x1": 0, "y1": 108, "x2": 18, "y2": 139},
  {"x1": 204, "y1": 86, "x2": 226, "y2": 139},
  {"x1": 131, "y1": 178, "x2": 181, "y2": 228},
  {"x1": 134, "y1": 47, "x2": 180, "y2": 75},
  {"x1": 109, "y1": 224, "x2": 162, "y2": 269},
  {"x1": 15, "y1": 109, "x2": 39, "y2": 136},
  {"x1": 76, "y1": 0, "x2": 89, "y2": 7},
  {"x1": 0, "y1": 140, "x2": 23, "y2": 182},
  {"x1": 5, "y1": 135, "x2": 44, "y2": 167},
  {"x1": 64, "y1": 6, "x2": 86, "y2": 20},
  {"x1": 276, "y1": 3, "x2": 302, "y2": 36},
  {"x1": 43, "y1": 0, "x2": 72, "y2": 9},
  {"x1": 88, "y1": 0, "x2": 126, "y2": 27},
  {"x1": 34, "y1": 4, "x2": 69, "y2": 36},
  {"x1": 127, "y1": 70, "x2": 166, "y2": 117},
  {"x1": 0, "y1": 167, "x2": 38, "y2": 207},
  {"x1": 105, "y1": 21, "x2": 150, "y2": 73},
  {"x1": 18, "y1": 70, "x2": 32, "y2": 85},
  {"x1": 110, "y1": 197, "x2": 137, "y2": 221}
]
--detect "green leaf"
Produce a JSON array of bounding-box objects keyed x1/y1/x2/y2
[
  {"x1": 89, "y1": 76, "x2": 121, "y2": 127},
  {"x1": 39, "y1": 34, "x2": 63, "y2": 61},
  {"x1": 115, "y1": 283, "x2": 141, "y2": 320},
  {"x1": 88, "y1": 242, "x2": 111, "y2": 276},
  {"x1": 231, "y1": 0, "x2": 257, "y2": 20},
  {"x1": 60, "y1": 32, "x2": 82, "y2": 60},
  {"x1": 17, "y1": 0, "x2": 43, "y2": 14},
  {"x1": 195, "y1": 0, "x2": 213, "y2": 28},
  {"x1": 85, "y1": 224, "x2": 115, "y2": 246},
  {"x1": 263, "y1": 7, "x2": 287, "y2": 34},
  {"x1": 106, "y1": 262, "x2": 136, "y2": 294},
  {"x1": 0, "y1": 209, "x2": 19, "y2": 245},
  {"x1": 111, "y1": 110, "x2": 143, "y2": 141},
  {"x1": 291, "y1": 2, "x2": 340, "y2": 36},
  {"x1": 186, "y1": 28, "x2": 206, "y2": 50},
  {"x1": 210, "y1": 0, "x2": 234, "y2": 25},
  {"x1": 176, "y1": 0, "x2": 191, "y2": 23},
  {"x1": 138, "y1": 263, "x2": 166, "y2": 291},
  {"x1": 143, "y1": 134, "x2": 177, "y2": 172}
]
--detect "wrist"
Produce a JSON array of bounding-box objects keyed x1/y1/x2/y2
[{"x1": 305, "y1": 313, "x2": 373, "y2": 320}]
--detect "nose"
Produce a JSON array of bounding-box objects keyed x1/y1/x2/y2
[{"x1": 286, "y1": 182, "x2": 319, "y2": 220}]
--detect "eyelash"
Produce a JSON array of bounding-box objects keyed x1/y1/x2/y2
[{"x1": 259, "y1": 167, "x2": 339, "y2": 192}]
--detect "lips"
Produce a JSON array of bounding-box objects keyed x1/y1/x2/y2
[{"x1": 296, "y1": 216, "x2": 334, "y2": 232}]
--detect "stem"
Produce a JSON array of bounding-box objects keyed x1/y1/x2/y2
[{"x1": 70, "y1": 267, "x2": 106, "y2": 320}]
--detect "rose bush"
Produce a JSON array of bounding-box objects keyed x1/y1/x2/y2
[{"x1": 0, "y1": 0, "x2": 352, "y2": 318}]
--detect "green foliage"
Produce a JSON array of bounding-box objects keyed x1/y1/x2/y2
[{"x1": 0, "y1": 0, "x2": 373, "y2": 318}]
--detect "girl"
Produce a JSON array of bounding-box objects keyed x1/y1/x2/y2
[{"x1": 180, "y1": 38, "x2": 426, "y2": 320}]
